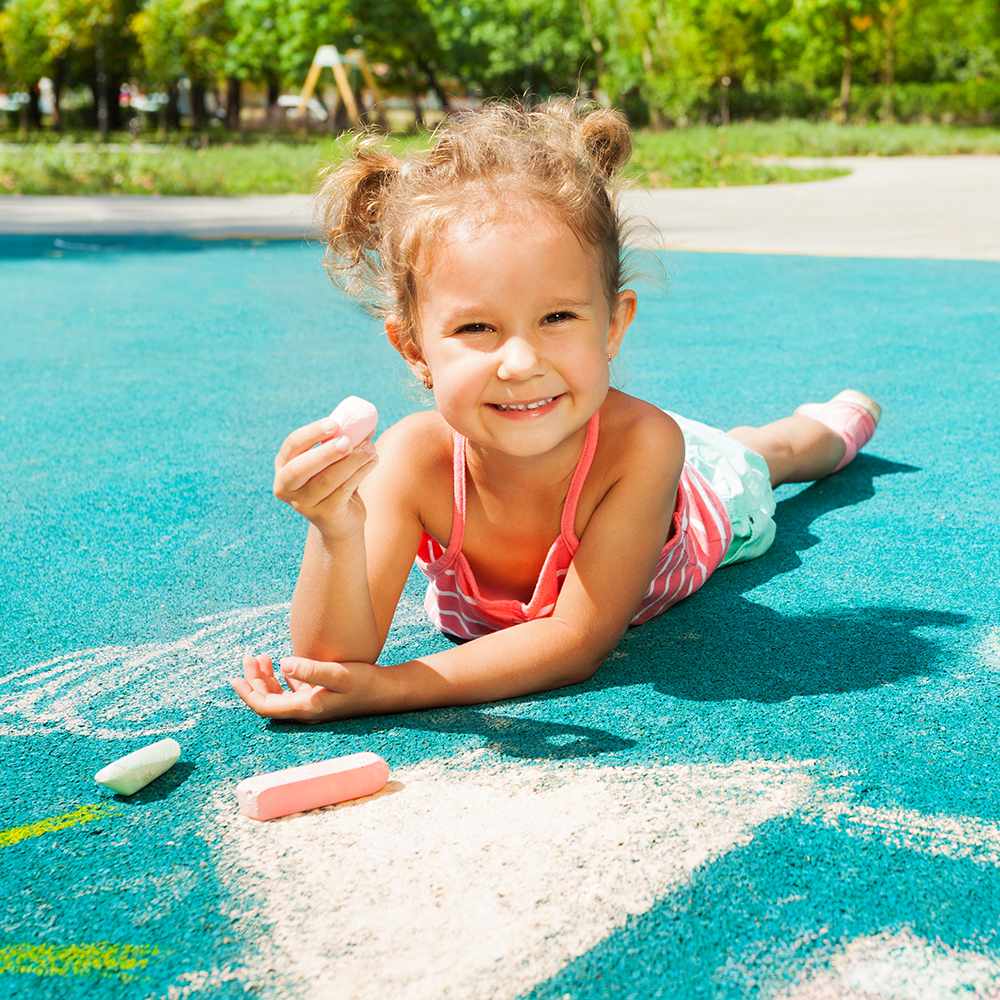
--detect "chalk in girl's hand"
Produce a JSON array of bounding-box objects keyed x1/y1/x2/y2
[
  {"x1": 94, "y1": 738, "x2": 181, "y2": 796},
  {"x1": 327, "y1": 396, "x2": 378, "y2": 449},
  {"x1": 235, "y1": 751, "x2": 389, "y2": 821}
]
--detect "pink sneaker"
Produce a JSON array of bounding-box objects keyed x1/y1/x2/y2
[{"x1": 795, "y1": 390, "x2": 882, "y2": 473}]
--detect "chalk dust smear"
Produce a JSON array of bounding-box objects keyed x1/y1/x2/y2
[
  {"x1": 213, "y1": 755, "x2": 816, "y2": 1000},
  {"x1": 0, "y1": 594, "x2": 432, "y2": 740},
  {"x1": 0, "y1": 604, "x2": 290, "y2": 739},
  {"x1": 771, "y1": 929, "x2": 1000, "y2": 1000}
]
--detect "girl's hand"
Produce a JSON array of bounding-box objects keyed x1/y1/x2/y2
[
  {"x1": 273, "y1": 419, "x2": 379, "y2": 539},
  {"x1": 229, "y1": 654, "x2": 379, "y2": 723}
]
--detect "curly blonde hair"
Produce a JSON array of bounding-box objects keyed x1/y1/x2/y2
[{"x1": 317, "y1": 99, "x2": 635, "y2": 347}]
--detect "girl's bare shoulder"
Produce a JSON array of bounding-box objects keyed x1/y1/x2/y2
[
  {"x1": 374, "y1": 408, "x2": 452, "y2": 468},
  {"x1": 367, "y1": 408, "x2": 455, "y2": 515},
  {"x1": 599, "y1": 391, "x2": 685, "y2": 473}
]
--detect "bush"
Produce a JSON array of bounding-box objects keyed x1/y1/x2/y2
[
  {"x1": 849, "y1": 80, "x2": 1000, "y2": 124},
  {"x1": 641, "y1": 79, "x2": 999, "y2": 127}
]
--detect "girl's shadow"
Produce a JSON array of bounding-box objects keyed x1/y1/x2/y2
[{"x1": 590, "y1": 454, "x2": 969, "y2": 703}]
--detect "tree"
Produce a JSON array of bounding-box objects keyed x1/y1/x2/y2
[
  {"x1": 132, "y1": 0, "x2": 229, "y2": 128},
  {"x1": 358, "y1": 0, "x2": 456, "y2": 114},
  {"x1": 421, "y1": 0, "x2": 592, "y2": 101},
  {"x1": 44, "y1": 0, "x2": 142, "y2": 135},
  {"x1": 0, "y1": 0, "x2": 54, "y2": 127},
  {"x1": 794, "y1": 0, "x2": 879, "y2": 120},
  {"x1": 224, "y1": 0, "x2": 284, "y2": 128}
]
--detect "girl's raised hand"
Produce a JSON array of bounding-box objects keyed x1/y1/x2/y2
[
  {"x1": 230, "y1": 654, "x2": 380, "y2": 723},
  {"x1": 272, "y1": 417, "x2": 378, "y2": 539}
]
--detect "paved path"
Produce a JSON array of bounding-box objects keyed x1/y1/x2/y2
[
  {"x1": 1, "y1": 155, "x2": 998, "y2": 259},
  {"x1": 625, "y1": 156, "x2": 1000, "y2": 261}
]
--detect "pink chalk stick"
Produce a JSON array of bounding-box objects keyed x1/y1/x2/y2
[
  {"x1": 329, "y1": 396, "x2": 378, "y2": 449},
  {"x1": 236, "y1": 751, "x2": 389, "y2": 821}
]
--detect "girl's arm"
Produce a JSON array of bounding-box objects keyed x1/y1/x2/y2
[
  {"x1": 234, "y1": 407, "x2": 685, "y2": 721},
  {"x1": 281, "y1": 413, "x2": 435, "y2": 665}
]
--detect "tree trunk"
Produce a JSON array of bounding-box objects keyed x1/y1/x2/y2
[
  {"x1": 839, "y1": 11, "x2": 852, "y2": 124},
  {"x1": 880, "y1": 11, "x2": 896, "y2": 121},
  {"x1": 190, "y1": 80, "x2": 207, "y2": 130},
  {"x1": 227, "y1": 76, "x2": 241, "y2": 131},
  {"x1": 167, "y1": 82, "x2": 181, "y2": 130},
  {"x1": 417, "y1": 57, "x2": 451, "y2": 112},
  {"x1": 51, "y1": 58, "x2": 66, "y2": 131},
  {"x1": 267, "y1": 77, "x2": 280, "y2": 132},
  {"x1": 641, "y1": 45, "x2": 665, "y2": 130},
  {"x1": 95, "y1": 35, "x2": 110, "y2": 138},
  {"x1": 27, "y1": 85, "x2": 42, "y2": 130},
  {"x1": 578, "y1": 0, "x2": 606, "y2": 82}
]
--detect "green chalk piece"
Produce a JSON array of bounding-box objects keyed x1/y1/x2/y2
[{"x1": 94, "y1": 738, "x2": 181, "y2": 795}]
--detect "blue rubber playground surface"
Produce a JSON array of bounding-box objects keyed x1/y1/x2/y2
[{"x1": 2, "y1": 233, "x2": 999, "y2": 999}]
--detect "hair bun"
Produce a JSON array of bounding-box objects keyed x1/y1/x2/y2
[{"x1": 578, "y1": 108, "x2": 632, "y2": 180}]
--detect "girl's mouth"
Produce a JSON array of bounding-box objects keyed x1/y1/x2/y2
[{"x1": 493, "y1": 396, "x2": 557, "y2": 412}]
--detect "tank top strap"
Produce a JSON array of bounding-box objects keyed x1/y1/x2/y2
[
  {"x1": 449, "y1": 411, "x2": 600, "y2": 554},
  {"x1": 447, "y1": 430, "x2": 468, "y2": 555},
  {"x1": 559, "y1": 410, "x2": 600, "y2": 541}
]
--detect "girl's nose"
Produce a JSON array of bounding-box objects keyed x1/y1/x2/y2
[{"x1": 496, "y1": 334, "x2": 544, "y2": 380}]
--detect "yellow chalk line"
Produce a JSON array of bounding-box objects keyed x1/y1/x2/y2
[
  {"x1": 0, "y1": 941, "x2": 161, "y2": 980},
  {"x1": 0, "y1": 803, "x2": 118, "y2": 849}
]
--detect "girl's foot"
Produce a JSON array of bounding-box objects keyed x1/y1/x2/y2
[{"x1": 795, "y1": 390, "x2": 881, "y2": 473}]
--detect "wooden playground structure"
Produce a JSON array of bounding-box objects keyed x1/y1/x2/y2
[{"x1": 296, "y1": 45, "x2": 384, "y2": 125}]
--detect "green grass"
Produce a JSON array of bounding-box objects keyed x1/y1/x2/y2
[{"x1": 1, "y1": 120, "x2": 998, "y2": 196}]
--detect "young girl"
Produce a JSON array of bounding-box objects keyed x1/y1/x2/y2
[{"x1": 230, "y1": 101, "x2": 880, "y2": 723}]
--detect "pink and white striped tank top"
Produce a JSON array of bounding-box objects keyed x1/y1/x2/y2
[{"x1": 415, "y1": 411, "x2": 733, "y2": 640}]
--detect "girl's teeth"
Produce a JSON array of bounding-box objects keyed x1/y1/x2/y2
[{"x1": 497, "y1": 397, "x2": 554, "y2": 411}]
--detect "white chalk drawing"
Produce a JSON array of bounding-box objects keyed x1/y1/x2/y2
[
  {"x1": 0, "y1": 593, "x2": 433, "y2": 741},
  {"x1": 0, "y1": 604, "x2": 292, "y2": 740},
  {"x1": 213, "y1": 756, "x2": 819, "y2": 1000},
  {"x1": 979, "y1": 629, "x2": 1000, "y2": 672},
  {"x1": 769, "y1": 929, "x2": 1000, "y2": 999},
  {"x1": 203, "y1": 756, "x2": 1000, "y2": 1000},
  {"x1": 803, "y1": 799, "x2": 1000, "y2": 868}
]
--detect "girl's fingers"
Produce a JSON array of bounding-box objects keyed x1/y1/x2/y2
[
  {"x1": 276, "y1": 445, "x2": 377, "y2": 512},
  {"x1": 242, "y1": 655, "x2": 284, "y2": 694},
  {"x1": 229, "y1": 677, "x2": 331, "y2": 722},
  {"x1": 242, "y1": 654, "x2": 273, "y2": 677},
  {"x1": 275, "y1": 439, "x2": 374, "y2": 498},
  {"x1": 274, "y1": 419, "x2": 336, "y2": 472},
  {"x1": 280, "y1": 656, "x2": 352, "y2": 692}
]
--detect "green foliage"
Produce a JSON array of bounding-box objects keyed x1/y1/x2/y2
[
  {"x1": 632, "y1": 118, "x2": 1000, "y2": 157},
  {"x1": 131, "y1": 0, "x2": 228, "y2": 86},
  {"x1": 222, "y1": 0, "x2": 280, "y2": 84},
  {"x1": 1, "y1": 0, "x2": 999, "y2": 131},
  {"x1": 3, "y1": 121, "x2": 999, "y2": 195},
  {"x1": 274, "y1": 0, "x2": 352, "y2": 83},
  {"x1": 0, "y1": 0, "x2": 52, "y2": 87}
]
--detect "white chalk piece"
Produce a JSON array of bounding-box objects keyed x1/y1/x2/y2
[
  {"x1": 329, "y1": 396, "x2": 379, "y2": 449},
  {"x1": 94, "y1": 737, "x2": 181, "y2": 795},
  {"x1": 236, "y1": 751, "x2": 389, "y2": 821}
]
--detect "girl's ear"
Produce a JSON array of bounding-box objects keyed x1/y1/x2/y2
[
  {"x1": 607, "y1": 289, "x2": 637, "y2": 361},
  {"x1": 385, "y1": 316, "x2": 430, "y2": 383}
]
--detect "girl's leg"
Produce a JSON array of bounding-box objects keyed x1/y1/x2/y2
[{"x1": 728, "y1": 390, "x2": 881, "y2": 489}]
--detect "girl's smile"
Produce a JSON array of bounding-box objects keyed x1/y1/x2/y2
[{"x1": 491, "y1": 395, "x2": 560, "y2": 414}]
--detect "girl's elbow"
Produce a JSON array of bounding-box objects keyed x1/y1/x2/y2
[{"x1": 550, "y1": 621, "x2": 622, "y2": 685}]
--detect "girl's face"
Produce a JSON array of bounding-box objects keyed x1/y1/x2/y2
[{"x1": 389, "y1": 204, "x2": 637, "y2": 460}]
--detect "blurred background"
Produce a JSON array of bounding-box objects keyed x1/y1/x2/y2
[{"x1": 0, "y1": 0, "x2": 998, "y2": 193}]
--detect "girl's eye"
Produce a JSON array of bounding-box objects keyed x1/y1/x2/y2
[
  {"x1": 456, "y1": 323, "x2": 492, "y2": 335},
  {"x1": 543, "y1": 311, "x2": 576, "y2": 325}
]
